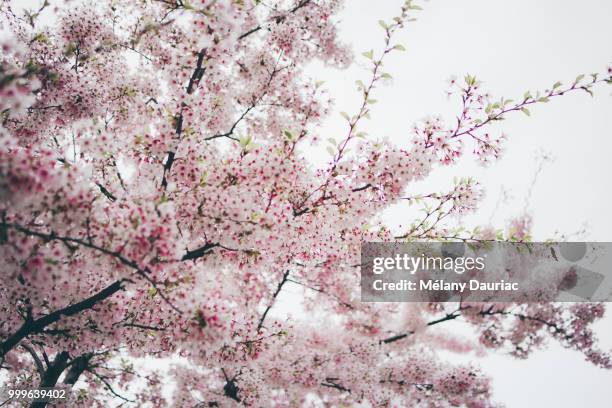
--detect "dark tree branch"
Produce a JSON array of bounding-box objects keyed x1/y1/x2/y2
[
  {"x1": 204, "y1": 105, "x2": 253, "y2": 141},
  {"x1": 96, "y1": 182, "x2": 117, "y2": 202},
  {"x1": 1, "y1": 281, "x2": 125, "y2": 358},
  {"x1": 286, "y1": 278, "x2": 354, "y2": 309},
  {"x1": 122, "y1": 323, "x2": 168, "y2": 331},
  {"x1": 321, "y1": 377, "x2": 351, "y2": 394},
  {"x1": 89, "y1": 370, "x2": 135, "y2": 402},
  {"x1": 3, "y1": 222, "x2": 182, "y2": 314},
  {"x1": 381, "y1": 312, "x2": 461, "y2": 344},
  {"x1": 186, "y1": 49, "x2": 207, "y2": 95},
  {"x1": 182, "y1": 242, "x2": 219, "y2": 261},
  {"x1": 29, "y1": 352, "x2": 69, "y2": 408},
  {"x1": 477, "y1": 308, "x2": 573, "y2": 340},
  {"x1": 206, "y1": 57, "x2": 285, "y2": 142},
  {"x1": 161, "y1": 48, "x2": 207, "y2": 189},
  {"x1": 351, "y1": 183, "x2": 372, "y2": 192},
  {"x1": 257, "y1": 270, "x2": 290, "y2": 331},
  {"x1": 63, "y1": 353, "x2": 92, "y2": 385},
  {"x1": 221, "y1": 368, "x2": 241, "y2": 403},
  {"x1": 292, "y1": 206, "x2": 311, "y2": 217},
  {"x1": 238, "y1": 0, "x2": 313, "y2": 40},
  {"x1": 293, "y1": 184, "x2": 375, "y2": 217},
  {"x1": 20, "y1": 343, "x2": 45, "y2": 380},
  {"x1": 5, "y1": 222, "x2": 144, "y2": 273}
]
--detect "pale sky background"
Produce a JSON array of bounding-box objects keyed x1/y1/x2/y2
[
  {"x1": 3, "y1": 0, "x2": 612, "y2": 406},
  {"x1": 291, "y1": 0, "x2": 612, "y2": 406}
]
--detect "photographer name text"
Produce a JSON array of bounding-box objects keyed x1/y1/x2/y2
[{"x1": 372, "y1": 279, "x2": 519, "y2": 292}]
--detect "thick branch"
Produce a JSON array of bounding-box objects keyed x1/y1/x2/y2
[
  {"x1": 221, "y1": 368, "x2": 241, "y2": 403},
  {"x1": 0, "y1": 280, "x2": 124, "y2": 358},
  {"x1": 29, "y1": 352, "x2": 69, "y2": 408},
  {"x1": 186, "y1": 49, "x2": 207, "y2": 95},
  {"x1": 3, "y1": 222, "x2": 182, "y2": 313},
  {"x1": 182, "y1": 242, "x2": 219, "y2": 261},
  {"x1": 63, "y1": 353, "x2": 92, "y2": 385}
]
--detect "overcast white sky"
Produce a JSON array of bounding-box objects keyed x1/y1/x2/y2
[{"x1": 297, "y1": 0, "x2": 612, "y2": 406}]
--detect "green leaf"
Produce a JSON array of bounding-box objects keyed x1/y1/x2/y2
[
  {"x1": 326, "y1": 146, "x2": 336, "y2": 156},
  {"x1": 340, "y1": 111, "x2": 350, "y2": 120},
  {"x1": 380, "y1": 73, "x2": 392, "y2": 80},
  {"x1": 31, "y1": 33, "x2": 49, "y2": 44},
  {"x1": 378, "y1": 20, "x2": 388, "y2": 30},
  {"x1": 552, "y1": 81, "x2": 562, "y2": 89},
  {"x1": 521, "y1": 107, "x2": 531, "y2": 116},
  {"x1": 464, "y1": 74, "x2": 477, "y2": 86},
  {"x1": 575, "y1": 74, "x2": 585, "y2": 83},
  {"x1": 362, "y1": 50, "x2": 374, "y2": 60},
  {"x1": 393, "y1": 44, "x2": 406, "y2": 51},
  {"x1": 199, "y1": 172, "x2": 208, "y2": 186},
  {"x1": 239, "y1": 135, "x2": 252, "y2": 147},
  {"x1": 366, "y1": 99, "x2": 378, "y2": 104}
]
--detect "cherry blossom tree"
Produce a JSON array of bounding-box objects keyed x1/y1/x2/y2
[{"x1": 1, "y1": 0, "x2": 611, "y2": 406}]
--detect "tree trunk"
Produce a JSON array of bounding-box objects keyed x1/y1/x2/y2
[{"x1": 30, "y1": 352, "x2": 69, "y2": 408}]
